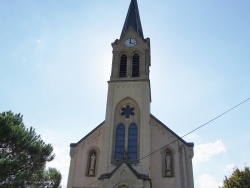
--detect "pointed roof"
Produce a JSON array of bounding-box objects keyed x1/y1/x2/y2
[
  {"x1": 121, "y1": 0, "x2": 144, "y2": 39},
  {"x1": 98, "y1": 162, "x2": 150, "y2": 180}
]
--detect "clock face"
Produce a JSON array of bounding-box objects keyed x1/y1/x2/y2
[{"x1": 124, "y1": 38, "x2": 136, "y2": 47}]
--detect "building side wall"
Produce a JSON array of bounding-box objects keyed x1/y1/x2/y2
[
  {"x1": 149, "y1": 116, "x2": 194, "y2": 188},
  {"x1": 67, "y1": 126, "x2": 104, "y2": 188}
]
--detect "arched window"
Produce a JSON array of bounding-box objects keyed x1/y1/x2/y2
[
  {"x1": 112, "y1": 99, "x2": 140, "y2": 165},
  {"x1": 132, "y1": 54, "x2": 140, "y2": 77},
  {"x1": 128, "y1": 123, "x2": 138, "y2": 160},
  {"x1": 119, "y1": 54, "x2": 127, "y2": 77},
  {"x1": 115, "y1": 124, "x2": 125, "y2": 160}
]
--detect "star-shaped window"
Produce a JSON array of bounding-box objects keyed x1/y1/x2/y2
[{"x1": 121, "y1": 105, "x2": 135, "y2": 118}]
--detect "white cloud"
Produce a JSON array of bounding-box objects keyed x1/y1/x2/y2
[
  {"x1": 193, "y1": 140, "x2": 226, "y2": 165},
  {"x1": 223, "y1": 163, "x2": 236, "y2": 177},
  {"x1": 225, "y1": 163, "x2": 236, "y2": 171},
  {"x1": 196, "y1": 173, "x2": 222, "y2": 188}
]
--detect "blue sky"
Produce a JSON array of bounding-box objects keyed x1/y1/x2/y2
[{"x1": 1, "y1": 0, "x2": 250, "y2": 187}]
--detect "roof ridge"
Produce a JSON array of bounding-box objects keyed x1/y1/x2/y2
[
  {"x1": 70, "y1": 121, "x2": 105, "y2": 147},
  {"x1": 150, "y1": 114, "x2": 194, "y2": 147}
]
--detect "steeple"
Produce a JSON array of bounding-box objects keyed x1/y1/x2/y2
[
  {"x1": 121, "y1": 0, "x2": 144, "y2": 39},
  {"x1": 67, "y1": 2, "x2": 194, "y2": 188}
]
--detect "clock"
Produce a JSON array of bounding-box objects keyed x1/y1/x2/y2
[{"x1": 124, "y1": 38, "x2": 136, "y2": 47}]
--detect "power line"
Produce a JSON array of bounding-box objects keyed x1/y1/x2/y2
[
  {"x1": 81, "y1": 97, "x2": 250, "y2": 188},
  {"x1": 180, "y1": 97, "x2": 250, "y2": 139},
  {"x1": 139, "y1": 97, "x2": 250, "y2": 162}
]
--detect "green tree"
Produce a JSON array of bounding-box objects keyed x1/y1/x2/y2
[
  {"x1": 43, "y1": 168, "x2": 62, "y2": 188},
  {"x1": 221, "y1": 167, "x2": 250, "y2": 188},
  {"x1": 0, "y1": 111, "x2": 61, "y2": 187}
]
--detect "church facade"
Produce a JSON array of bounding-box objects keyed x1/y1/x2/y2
[{"x1": 67, "y1": 1, "x2": 194, "y2": 188}]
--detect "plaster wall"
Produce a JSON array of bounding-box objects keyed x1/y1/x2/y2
[
  {"x1": 67, "y1": 126, "x2": 104, "y2": 188},
  {"x1": 149, "y1": 116, "x2": 194, "y2": 188}
]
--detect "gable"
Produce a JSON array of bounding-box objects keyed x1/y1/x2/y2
[
  {"x1": 70, "y1": 121, "x2": 105, "y2": 147},
  {"x1": 150, "y1": 114, "x2": 194, "y2": 147},
  {"x1": 99, "y1": 162, "x2": 150, "y2": 188}
]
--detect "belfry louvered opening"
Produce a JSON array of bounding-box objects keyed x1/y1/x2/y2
[
  {"x1": 132, "y1": 54, "x2": 140, "y2": 77},
  {"x1": 119, "y1": 54, "x2": 127, "y2": 77}
]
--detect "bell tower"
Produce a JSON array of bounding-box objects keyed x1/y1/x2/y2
[
  {"x1": 110, "y1": 0, "x2": 150, "y2": 82},
  {"x1": 100, "y1": 0, "x2": 152, "y2": 177}
]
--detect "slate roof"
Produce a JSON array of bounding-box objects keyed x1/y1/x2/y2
[{"x1": 121, "y1": 0, "x2": 144, "y2": 39}]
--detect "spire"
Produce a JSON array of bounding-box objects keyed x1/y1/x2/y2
[{"x1": 121, "y1": 0, "x2": 144, "y2": 39}]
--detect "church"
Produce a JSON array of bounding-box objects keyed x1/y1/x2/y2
[{"x1": 67, "y1": 0, "x2": 194, "y2": 187}]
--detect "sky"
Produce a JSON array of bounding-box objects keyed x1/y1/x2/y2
[{"x1": 1, "y1": 0, "x2": 250, "y2": 187}]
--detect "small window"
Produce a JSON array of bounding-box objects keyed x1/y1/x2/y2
[
  {"x1": 121, "y1": 105, "x2": 135, "y2": 118},
  {"x1": 115, "y1": 124, "x2": 125, "y2": 160},
  {"x1": 119, "y1": 55, "x2": 127, "y2": 77},
  {"x1": 132, "y1": 54, "x2": 140, "y2": 77},
  {"x1": 128, "y1": 123, "x2": 138, "y2": 160}
]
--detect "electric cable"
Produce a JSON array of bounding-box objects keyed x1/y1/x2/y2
[
  {"x1": 139, "y1": 97, "x2": 250, "y2": 162},
  {"x1": 81, "y1": 97, "x2": 250, "y2": 188}
]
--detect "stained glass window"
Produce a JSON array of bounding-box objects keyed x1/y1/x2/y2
[
  {"x1": 115, "y1": 124, "x2": 125, "y2": 160},
  {"x1": 128, "y1": 123, "x2": 138, "y2": 160},
  {"x1": 121, "y1": 105, "x2": 135, "y2": 118}
]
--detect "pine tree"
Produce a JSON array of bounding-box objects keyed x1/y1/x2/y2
[
  {"x1": 0, "y1": 111, "x2": 61, "y2": 187},
  {"x1": 221, "y1": 167, "x2": 250, "y2": 188}
]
